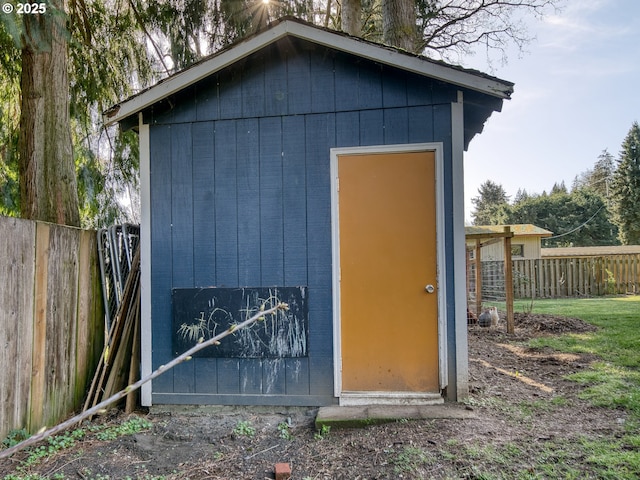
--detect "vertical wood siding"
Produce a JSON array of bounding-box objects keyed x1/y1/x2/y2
[
  {"x1": 149, "y1": 125, "x2": 174, "y2": 394},
  {"x1": 0, "y1": 216, "x2": 103, "y2": 440},
  {"x1": 148, "y1": 39, "x2": 457, "y2": 405}
]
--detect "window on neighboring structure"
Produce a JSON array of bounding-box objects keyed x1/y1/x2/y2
[{"x1": 511, "y1": 244, "x2": 524, "y2": 258}]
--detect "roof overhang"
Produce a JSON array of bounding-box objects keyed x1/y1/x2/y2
[
  {"x1": 466, "y1": 224, "x2": 553, "y2": 239},
  {"x1": 104, "y1": 18, "x2": 514, "y2": 127}
]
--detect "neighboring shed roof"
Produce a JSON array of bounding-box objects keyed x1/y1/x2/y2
[
  {"x1": 542, "y1": 245, "x2": 640, "y2": 257},
  {"x1": 466, "y1": 224, "x2": 553, "y2": 238},
  {"x1": 104, "y1": 17, "x2": 514, "y2": 148}
]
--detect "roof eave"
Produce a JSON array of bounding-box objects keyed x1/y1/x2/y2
[
  {"x1": 283, "y1": 21, "x2": 513, "y2": 99},
  {"x1": 104, "y1": 19, "x2": 513, "y2": 127},
  {"x1": 104, "y1": 22, "x2": 291, "y2": 126}
]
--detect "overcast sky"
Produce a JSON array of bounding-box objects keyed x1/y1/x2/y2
[{"x1": 462, "y1": 0, "x2": 640, "y2": 222}]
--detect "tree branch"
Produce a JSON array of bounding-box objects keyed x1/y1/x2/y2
[
  {"x1": 419, "y1": 0, "x2": 559, "y2": 62},
  {"x1": 127, "y1": 0, "x2": 172, "y2": 76},
  {"x1": 0, "y1": 302, "x2": 289, "y2": 460}
]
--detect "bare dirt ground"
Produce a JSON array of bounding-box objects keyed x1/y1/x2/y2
[{"x1": 1, "y1": 313, "x2": 630, "y2": 479}]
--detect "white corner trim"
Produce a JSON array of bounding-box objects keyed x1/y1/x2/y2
[
  {"x1": 330, "y1": 152, "x2": 342, "y2": 398},
  {"x1": 330, "y1": 143, "x2": 447, "y2": 400},
  {"x1": 434, "y1": 144, "x2": 448, "y2": 391},
  {"x1": 139, "y1": 113, "x2": 153, "y2": 406},
  {"x1": 451, "y1": 92, "x2": 469, "y2": 400}
]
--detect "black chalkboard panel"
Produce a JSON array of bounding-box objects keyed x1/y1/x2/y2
[{"x1": 172, "y1": 287, "x2": 308, "y2": 358}]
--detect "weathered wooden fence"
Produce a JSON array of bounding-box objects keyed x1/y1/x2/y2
[
  {"x1": 0, "y1": 216, "x2": 104, "y2": 442},
  {"x1": 513, "y1": 255, "x2": 640, "y2": 298}
]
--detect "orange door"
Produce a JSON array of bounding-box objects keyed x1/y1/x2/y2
[{"x1": 338, "y1": 150, "x2": 439, "y2": 393}]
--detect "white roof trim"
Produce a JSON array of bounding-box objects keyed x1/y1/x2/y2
[{"x1": 104, "y1": 19, "x2": 513, "y2": 126}]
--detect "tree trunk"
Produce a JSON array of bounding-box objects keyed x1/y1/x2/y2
[
  {"x1": 341, "y1": 0, "x2": 362, "y2": 37},
  {"x1": 382, "y1": 0, "x2": 418, "y2": 52},
  {"x1": 19, "y1": 0, "x2": 80, "y2": 227}
]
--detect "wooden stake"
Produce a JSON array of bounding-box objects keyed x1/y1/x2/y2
[{"x1": 126, "y1": 298, "x2": 141, "y2": 413}]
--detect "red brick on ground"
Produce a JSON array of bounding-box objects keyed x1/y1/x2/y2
[{"x1": 274, "y1": 462, "x2": 291, "y2": 480}]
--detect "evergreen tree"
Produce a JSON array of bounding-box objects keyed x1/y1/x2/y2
[
  {"x1": 471, "y1": 180, "x2": 509, "y2": 225},
  {"x1": 508, "y1": 188, "x2": 618, "y2": 247},
  {"x1": 0, "y1": 28, "x2": 20, "y2": 217},
  {"x1": 610, "y1": 122, "x2": 640, "y2": 244},
  {"x1": 550, "y1": 181, "x2": 567, "y2": 195},
  {"x1": 513, "y1": 188, "x2": 529, "y2": 204},
  {"x1": 18, "y1": 0, "x2": 80, "y2": 226},
  {"x1": 591, "y1": 150, "x2": 615, "y2": 200},
  {"x1": 574, "y1": 150, "x2": 615, "y2": 202},
  {"x1": 0, "y1": 0, "x2": 156, "y2": 227}
]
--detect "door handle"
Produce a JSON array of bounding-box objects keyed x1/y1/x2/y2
[{"x1": 425, "y1": 284, "x2": 435, "y2": 293}]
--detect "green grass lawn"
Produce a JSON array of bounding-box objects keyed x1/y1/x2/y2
[
  {"x1": 514, "y1": 296, "x2": 640, "y2": 414},
  {"x1": 481, "y1": 296, "x2": 640, "y2": 479}
]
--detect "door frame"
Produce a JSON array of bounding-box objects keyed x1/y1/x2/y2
[{"x1": 330, "y1": 143, "x2": 448, "y2": 403}]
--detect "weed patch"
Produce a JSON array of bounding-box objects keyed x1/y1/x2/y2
[
  {"x1": 392, "y1": 446, "x2": 432, "y2": 475},
  {"x1": 232, "y1": 420, "x2": 255, "y2": 438},
  {"x1": 277, "y1": 421, "x2": 293, "y2": 440},
  {"x1": 94, "y1": 416, "x2": 153, "y2": 441},
  {"x1": 313, "y1": 424, "x2": 331, "y2": 441},
  {"x1": 1, "y1": 416, "x2": 152, "y2": 479}
]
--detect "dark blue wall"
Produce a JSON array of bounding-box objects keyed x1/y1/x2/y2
[{"x1": 148, "y1": 39, "x2": 457, "y2": 405}]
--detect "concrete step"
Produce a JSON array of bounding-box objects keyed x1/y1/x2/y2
[{"x1": 315, "y1": 404, "x2": 476, "y2": 429}]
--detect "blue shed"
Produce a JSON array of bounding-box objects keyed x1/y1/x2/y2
[{"x1": 105, "y1": 18, "x2": 513, "y2": 407}]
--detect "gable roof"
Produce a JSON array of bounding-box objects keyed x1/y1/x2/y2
[{"x1": 104, "y1": 17, "x2": 513, "y2": 127}]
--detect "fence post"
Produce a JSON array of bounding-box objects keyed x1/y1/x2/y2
[
  {"x1": 475, "y1": 239, "x2": 482, "y2": 318},
  {"x1": 503, "y1": 227, "x2": 514, "y2": 334}
]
